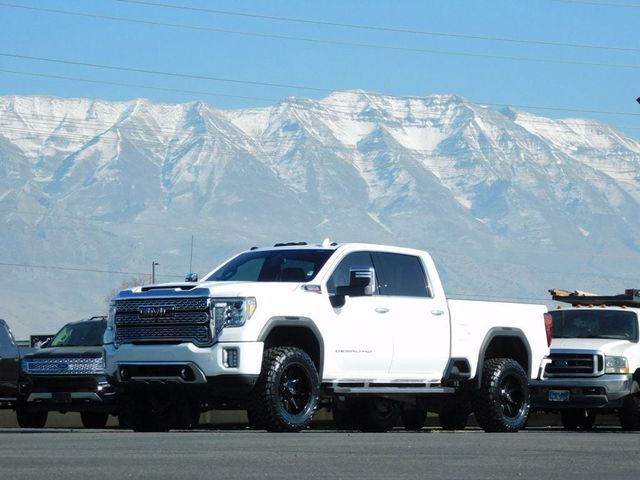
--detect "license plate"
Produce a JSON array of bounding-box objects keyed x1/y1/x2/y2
[
  {"x1": 548, "y1": 390, "x2": 570, "y2": 402},
  {"x1": 52, "y1": 392, "x2": 72, "y2": 403}
]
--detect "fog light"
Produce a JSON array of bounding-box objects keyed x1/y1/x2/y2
[{"x1": 223, "y1": 348, "x2": 239, "y2": 368}]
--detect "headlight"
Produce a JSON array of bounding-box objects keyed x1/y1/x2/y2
[
  {"x1": 605, "y1": 356, "x2": 629, "y2": 374},
  {"x1": 104, "y1": 301, "x2": 116, "y2": 347},
  {"x1": 213, "y1": 297, "x2": 257, "y2": 328}
]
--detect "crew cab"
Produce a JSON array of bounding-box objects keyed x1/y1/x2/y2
[
  {"x1": 531, "y1": 289, "x2": 640, "y2": 430},
  {"x1": 105, "y1": 241, "x2": 550, "y2": 432},
  {"x1": 18, "y1": 316, "x2": 118, "y2": 428}
]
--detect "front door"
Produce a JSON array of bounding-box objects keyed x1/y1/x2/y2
[{"x1": 322, "y1": 251, "x2": 392, "y2": 381}]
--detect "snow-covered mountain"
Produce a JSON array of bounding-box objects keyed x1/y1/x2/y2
[{"x1": 1, "y1": 91, "x2": 639, "y2": 338}]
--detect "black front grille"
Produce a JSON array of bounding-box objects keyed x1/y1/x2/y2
[
  {"x1": 114, "y1": 297, "x2": 213, "y2": 346},
  {"x1": 546, "y1": 352, "x2": 604, "y2": 377}
]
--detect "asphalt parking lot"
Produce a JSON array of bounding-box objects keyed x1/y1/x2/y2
[{"x1": 0, "y1": 427, "x2": 638, "y2": 480}]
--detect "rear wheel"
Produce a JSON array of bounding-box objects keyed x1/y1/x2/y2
[
  {"x1": 473, "y1": 358, "x2": 529, "y2": 432},
  {"x1": 560, "y1": 409, "x2": 596, "y2": 431},
  {"x1": 248, "y1": 347, "x2": 320, "y2": 432},
  {"x1": 80, "y1": 411, "x2": 109, "y2": 429},
  {"x1": 16, "y1": 410, "x2": 48, "y2": 428}
]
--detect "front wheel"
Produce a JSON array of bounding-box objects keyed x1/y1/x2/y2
[
  {"x1": 16, "y1": 409, "x2": 48, "y2": 428},
  {"x1": 248, "y1": 347, "x2": 320, "y2": 432},
  {"x1": 80, "y1": 411, "x2": 109, "y2": 429},
  {"x1": 473, "y1": 358, "x2": 529, "y2": 432}
]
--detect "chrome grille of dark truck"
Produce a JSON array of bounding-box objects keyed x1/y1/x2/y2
[
  {"x1": 115, "y1": 297, "x2": 213, "y2": 346},
  {"x1": 546, "y1": 352, "x2": 604, "y2": 377}
]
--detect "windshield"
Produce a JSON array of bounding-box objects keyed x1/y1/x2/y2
[
  {"x1": 551, "y1": 310, "x2": 639, "y2": 341},
  {"x1": 49, "y1": 320, "x2": 107, "y2": 347},
  {"x1": 205, "y1": 249, "x2": 334, "y2": 283}
]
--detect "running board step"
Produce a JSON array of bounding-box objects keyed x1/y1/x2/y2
[{"x1": 331, "y1": 386, "x2": 455, "y2": 394}]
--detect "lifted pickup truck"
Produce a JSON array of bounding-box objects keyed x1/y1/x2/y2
[
  {"x1": 19, "y1": 316, "x2": 118, "y2": 428},
  {"x1": 105, "y1": 241, "x2": 550, "y2": 432},
  {"x1": 531, "y1": 289, "x2": 640, "y2": 430}
]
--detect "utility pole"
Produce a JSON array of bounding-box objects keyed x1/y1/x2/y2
[{"x1": 152, "y1": 261, "x2": 159, "y2": 283}]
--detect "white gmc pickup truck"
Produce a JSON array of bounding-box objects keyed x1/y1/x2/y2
[{"x1": 104, "y1": 241, "x2": 550, "y2": 432}]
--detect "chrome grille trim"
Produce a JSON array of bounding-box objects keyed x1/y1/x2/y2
[
  {"x1": 115, "y1": 297, "x2": 209, "y2": 311},
  {"x1": 114, "y1": 296, "x2": 213, "y2": 346},
  {"x1": 22, "y1": 357, "x2": 105, "y2": 375},
  {"x1": 545, "y1": 350, "x2": 604, "y2": 377}
]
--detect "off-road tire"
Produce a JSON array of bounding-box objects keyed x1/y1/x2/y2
[
  {"x1": 620, "y1": 394, "x2": 640, "y2": 431},
  {"x1": 80, "y1": 411, "x2": 109, "y2": 429},
  {"x1": 402, "y1": 408, "x2": 427, "y2": 431},
  {"x1": 247, "y1": 346, "x2": 320, "y2": 432},
  {"x1": 473, "y1": 358, "x2": 529, "y2": 432},
  {"x1": 355, "y1": 397, "x2": 401, "y2": 432},
  {"x1": 560, "y1": 409, "x2": 595, "y2": 431},
  {"x1": 16, "y1": 409, "x2": 48, "y2": 428}
]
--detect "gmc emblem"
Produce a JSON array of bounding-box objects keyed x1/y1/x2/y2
[{"x1": 139, "y1": 306, "x2": 175, "y2": 318}]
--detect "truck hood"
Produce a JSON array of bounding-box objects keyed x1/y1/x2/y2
[
  {"x1": 125, "y1": 281, "x2": 301, "y2": 298},
  {"x1": 551, "y1": 338, "x2": 635, "y2": 356},
  {"x1": 23, "y1": 346, "x2": 104, "y2": 359}
]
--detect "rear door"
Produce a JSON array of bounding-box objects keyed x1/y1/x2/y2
[{"x1": 372, "y1": 252, "x2": 450, "y2": 381}]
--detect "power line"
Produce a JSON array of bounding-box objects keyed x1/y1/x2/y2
[
  {"x1": 114, "y1": 0, "x2": 640, "y2": 54},
  {"x1": 2, "y1": 4, "x2": 640, "y2": 70},
  {"x1": 0, "y1": 52, "x2": 335, "y2": 93},
  {"x1": 0, "y1": 260, "x2": 183, "y2": 278},
  {"x1": 0, "y1": 68, "x2": 277, "y2": 104}
]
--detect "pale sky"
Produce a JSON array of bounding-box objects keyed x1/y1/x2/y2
[{"x1": 1, "y1": 0, "x2": 639, "y2": 137}]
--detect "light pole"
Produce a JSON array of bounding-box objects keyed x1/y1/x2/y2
[{"x1": 152, "y1": 261, "x2": 159, "y2": 283}]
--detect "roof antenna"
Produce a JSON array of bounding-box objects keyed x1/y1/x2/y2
[{"x1": 184, "y1": 235, "x2": 198, "y2": 282}]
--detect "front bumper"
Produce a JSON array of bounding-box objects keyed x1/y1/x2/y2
[
  {"x1": 104, "y1": 341, "x2": 264, "y2": 388},
  {"x1": 530, "y1": 374, "x2": 634, "y2": 410},
  {"x1": 19, "y1": 374, "x2": 118, "y2": 413}
]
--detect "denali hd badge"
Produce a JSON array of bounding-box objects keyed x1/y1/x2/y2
[{"x1": 139, "y1": 306, "x2": 175, "y2": 319}]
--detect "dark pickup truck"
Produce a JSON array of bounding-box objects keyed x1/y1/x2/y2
[{"x1": 18, "y1": 316, "x2": 119, "y2": 428}]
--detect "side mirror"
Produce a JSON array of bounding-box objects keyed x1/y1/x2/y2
[
  {"x1": 330, "y1": 266, "x2": 376, "y2": 309},
  {"x1": 185, "y1": 273, "x2": 198, "y2": 282}
]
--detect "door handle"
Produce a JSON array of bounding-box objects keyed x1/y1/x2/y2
[
  {"x1": 431, "y1": 310, "x2": 445, "y2": 316},
  {"x1": 375, "y1": 307, "x2": 389, "y2": 314}
]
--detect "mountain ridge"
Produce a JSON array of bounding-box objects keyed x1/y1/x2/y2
[{"x1": 1, "y1": 91, "x2": 639, "y2": 338}]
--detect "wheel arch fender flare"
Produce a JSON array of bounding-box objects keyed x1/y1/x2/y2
[
  {"x1": 257, "y1": 317, "x2": 325, "y2": 380},
  {"x1": 474, "y1": 327, "x2": 532, "y2": 389}
]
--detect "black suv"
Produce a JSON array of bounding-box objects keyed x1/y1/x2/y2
[{"x1": 18, "y1": 316, "x2": 118, "y2": 428}]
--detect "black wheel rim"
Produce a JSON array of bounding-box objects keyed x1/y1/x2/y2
[
  {"x1": 278, "y1": 364, "x2": 311, "y2": 416},
  {"x1": 498, "y1": 374, "x2": 525, "y2": 418}
]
